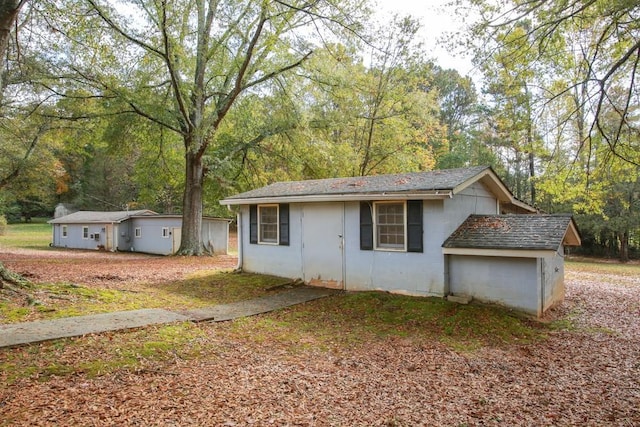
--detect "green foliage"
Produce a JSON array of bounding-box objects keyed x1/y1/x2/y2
[
  {"x1": 460, "y1": 0, "x2": 640, "y2": 164},
  {"x1": 0, "y1": 215, "x2": 6, "y2": 236}
]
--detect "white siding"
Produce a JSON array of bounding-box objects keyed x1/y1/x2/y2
[
  {"x1": 448, "y1": 255, "x2": 540, "y2": 314},
  {"x1": 51, "y1": 224, "x2": 105, "y2": 250},
  {"x1": 240, "y1": 204, "x2": 304, "y2": 278},
  {"x1": 542, "y1": 250, "x2": 565, "y2": 312},
  {"x1": 341, "y1": 200, "x2": 448, "y2": 296},
  {"x1": 129, "y1": 217, "x2": 182, "y2": 255}
]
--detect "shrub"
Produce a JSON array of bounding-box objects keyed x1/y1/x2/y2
[{"x1": 0, "y1": 215, "x2": 7, "y2": 236}]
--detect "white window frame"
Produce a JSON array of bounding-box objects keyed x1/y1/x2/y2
[
  {"x1": 134, "y1": 227, "x2": 142, "y2": 238},
  {"x1": 61, "y1": 225, "x2": 68, "y2": 238},
  {"x1": 258, "y1": 204, "x2": 279, "y2": 244},
  {"x1": 374, "y1": 201, "x2": 407, "y2": 252},
  {"x1": 162, "y1": 227, "x2": 170, "y2": 238},
  {"x1": 82, "y1": 226, "x2": 89, "y2": 240}
]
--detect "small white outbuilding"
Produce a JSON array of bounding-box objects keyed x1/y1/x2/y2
[
  {"x1": 220, "y1": 166, "x2": 581, "y2": 316},
  {"x1": 49, "y1": 210, "x2": 231, "y2": 255}
]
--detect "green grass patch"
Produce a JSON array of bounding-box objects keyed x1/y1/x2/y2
[
  {"x1": 0, "y1": 272, "x2": 292, "y2": 323},
  {"x1": 156, "y1": 271, "x2": 288, "y2": 306},
  {"x1": 1, "y1": 286, "x2": 553, "y2": 384},
  {"x1": 0, "y1": 220, "x2": 51, "y2": 249},
  {"x1": 0, "y1": 303, "x2": 31, "y2": 322},
  {"x1": 0, "y1": 323, "x2": 207, "y2": 384},
  {"x1": 228, "y1": 291, "x2": 545, "y2": 352}
]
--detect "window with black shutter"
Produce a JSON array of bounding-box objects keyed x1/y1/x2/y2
[
  {"x1": 360, "y1": 200, "x2": 423, "y2": 252},
  {"x1": 249, "y1": 204, "x2": 289, "y2": 246},
  {"x1": 279, "y1": 204, "x2": 289, "y2": 246},
  {"x1": 249, "y1": 205, "x2": 258, "y2": 244},
  {"x1": 360, "y1": 202, "x2": 373, "y2": 250},
  {"x1": 406, "y1": 200, "x2": 423, "y2": 252}
]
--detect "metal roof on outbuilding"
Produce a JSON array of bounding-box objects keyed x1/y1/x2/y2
[
  {"x1": 443, "y1": 214, "x2": 581, "y2": 251},
  {"x1": 48, "y1": 210, "x2": 157, "y2": 224}
]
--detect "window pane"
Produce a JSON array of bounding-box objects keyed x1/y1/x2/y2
[
  {"x1": 259, "y1": 206, "x2": 278, "y2": 243},
  {"x1": 376, "y1": 203, "x2": 405, "y2": 249}
]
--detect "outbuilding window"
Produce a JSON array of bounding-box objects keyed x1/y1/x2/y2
[
  {"x1": 135, "y1": 227, "x2": 142, "y2": 238},
  {"x1": 249, "y1": 204, "x2": 289, "y2": 246},
  {"x1": 360, "y1": 200, "x2": 423, "y2": 252},
  {"x1": 259, "y1": 205, "x2": 278, "y2": 243},
  {"x1": 62, "y1": 225, "x2": 68, "y2": 238},
  {"x1": 162, "y1": 227, "x2": 170, "y2": 238},
  {"x1": 82, "y1": 226, "x2": 89, "y2": 239},
  {"x1": 375, "y1": 202, "x2": 405, "y2": 250}
]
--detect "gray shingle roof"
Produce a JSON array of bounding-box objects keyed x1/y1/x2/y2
[
  {"x1": 223, "y1": 166, "x2": 491, "y2": 201},
  {"x1": 48, "y1": 210, "x2": 157, "y2": 224},
  {"x1": 443, "y1": 214, "x2": 580, "y2": 251}
]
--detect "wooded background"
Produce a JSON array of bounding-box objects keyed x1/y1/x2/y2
[{"x1": 0, "y1": 0, "x2": 638, "y2": 259}]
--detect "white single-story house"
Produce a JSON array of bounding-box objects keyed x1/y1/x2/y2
[
  {"x1": 220, "y1": 166, "x2": 581, "y2": 317},
  {"x1": 49, "y1": 210, "x2": 231, "y2": 255}
]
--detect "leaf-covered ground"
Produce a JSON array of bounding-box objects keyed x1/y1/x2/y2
[{"x1": 1, "y1": 252, "x2": 639, "y2": 426}]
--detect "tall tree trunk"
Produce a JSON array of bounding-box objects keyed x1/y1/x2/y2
[
  {"x1": 618, "y1": 231, "x2": 629, "y2": 262},
  {"x1": 178, "y1": 149, "x2": 205, "y2": 255},
  {"x1": 0, "y1": 0, "x2": 24, "y2": 99},
  {"x1": 528, "y1": 151, "x2": 536, "y2": 205}
]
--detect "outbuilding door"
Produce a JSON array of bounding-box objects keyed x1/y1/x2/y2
[
  {"x1": 171, "y1": 228, "x2": 182, "y2": 254},
  {"x1": 302, "y1": 203, "x2": 345, "y2": 289},
  {"x1": 105, "y1": 224, "x2": 113, "y2": 251}
]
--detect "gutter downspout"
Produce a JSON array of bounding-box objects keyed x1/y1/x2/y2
[{"x1": 235, "y1": 211, "x2": 243, "y2": 272}]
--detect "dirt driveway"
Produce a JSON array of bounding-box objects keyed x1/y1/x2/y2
[{"x1": 0, "y1": 251, "x2": 639, "y2": 425}]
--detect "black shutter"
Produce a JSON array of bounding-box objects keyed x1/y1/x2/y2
[
  {"x1": 407, "y1": 200, "x2": 423, "y2": 253},
  {"x1": 249, "y1": 205, "x2": 258, "y2": 244},
  {"x1": 360, "y1": 202, "x2": 373, "y2": 250},
  {"x1": 279, "y1": 204, "x2": 289, "y2": 246}
]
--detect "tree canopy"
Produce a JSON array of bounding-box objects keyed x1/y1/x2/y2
[{"x1": 0, "y1": 0, "x2": 638, "y2": 260}]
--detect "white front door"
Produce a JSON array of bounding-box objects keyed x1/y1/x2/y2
[{"x1": 302, "y1": 203, "x2": 345, "y2": 289}]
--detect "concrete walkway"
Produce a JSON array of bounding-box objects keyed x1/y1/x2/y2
[{"x1": 0, "y1": 286, "x2": 339, "y2": 348}]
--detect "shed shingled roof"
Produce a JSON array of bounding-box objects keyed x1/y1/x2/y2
[
  {"x1": 48, "y1": 210, "x2": 157, "y2": 224},
  {"x1": 442, "y1": 214, "x2": 581, "y2": 251},
  {"x1": 223, "y1": 166, "x2": 490, "y2": 200}
]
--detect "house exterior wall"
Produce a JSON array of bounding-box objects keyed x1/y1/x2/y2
[
  {"x1": 51, "y1": 223, "x2": 108, "y2": 250},
  {"x1": 240, "y1": 204, "x2": 304, "y2": 278},
  {"x1": 127, "y1": 217, "x2": 229, "y2": 255},
  {"x1": 116, "y1": 220, "x2": 135, "y2": 252},
  {"x1": 202, "y1": 219, "x2": 230, "y2": 255},
  {"x1": 129, "y1": 217, "x2": 182, "y2": 255},
  {"x1": 238, "y1": 182, "x2": 501, "y2": 297},
  {"x1": 344, "y1": 200, "x2": 446, "y2": 296},
  {"x1": 541, "y1": 249, "x2": 565, "y2": 312},
  {"x1": 51, "y1": 217, "x2": 229, "y2": 255},
  {"x1": 448, "y1": 255, "x2": 540, "y2": 314}
]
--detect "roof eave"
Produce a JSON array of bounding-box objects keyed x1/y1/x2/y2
[
  {"x1": 452, "y1": 168, "x2": 537, "y2": 213},
  {"x1": 442, "y1": 247, "x2": 559, "y2": 258},
  {"x1": 220, "y1": 190, "x2": 454, "y2": 206},
  {"x1": 48, "y1": 219, "x2": 126, "y2": 224},
  {"x1": 564, "y1": 220, "x2": 582, "y2": 246}
]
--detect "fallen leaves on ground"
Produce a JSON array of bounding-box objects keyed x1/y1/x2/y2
[
  {"x1": 0, "y1": 254, "x2": 639, "y2": 426},
  {"x1": 1, "y1": 247, "x2": 237, "y2": 290}
]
